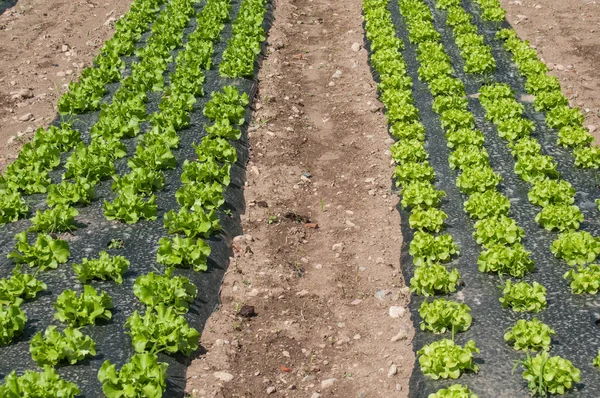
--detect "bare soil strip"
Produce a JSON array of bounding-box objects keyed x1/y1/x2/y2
[{"x1": 185, "y1": 0, "x2": 416, "y2": 396}]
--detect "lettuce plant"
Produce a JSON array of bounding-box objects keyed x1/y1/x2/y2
[
  {"x1": 551, "y1": 231, "x2": 600, "y2": 266},
  {"x1": 417, "y1": 339, "x2": 479, "y2": 379},
  {"x1": 456, "y1": 166, "x2": 503, "y2": 194},
  {"x1": 8, "y1": 232, "x2": 70, "y2": 271},
  {"x1": 391, "y1": 139, "x2": 428, "y2": 164},
  {"x1": 30, "y1": 325, "x2": 96, "y2": 366},
  {"x1": 104, "y1": 193, "x2": 158, "y2": 224},
  {"x1": 499, "y1": 280, "x2": 546, "y2": 313},
  {"x1": 528, "y1": 179, "x2": 575, "y2": 207},
  {"x1": 164, "y1": 207, "x2": 221, "y2": 238},
  {"x1": 0, "y1": 302, "x2": 27, "y2": 346},
  {"x1": 477, "y1": 243, "x2": 534, "y2": 277},
  {"x1": 0, "y1": 191, "x2": 29, "y2": 225},
  {"x1": 401, "y1": 181, "x2": 446, "y2": 209},
  {"x1": 393, "y1": 161, "x2": 435, "y2": 186},
  {"x1": 563, "y1": 264, "x2": 600, "y2": 294},
  {"x1": 428, "y1": 384, "x2": 478, "y2": 398},
  {"x1": 0, "y1": 267, "x2": 47, "y2": 305},
  {"x1": 504, "y1": 318, "x2": 555, "y2": 351},
  {"x1": 535, "y1": 204, "x2": 583, "y2": 232},
  {"x1": 410, "y1": 263, "x2": 460, "y2": 296},
  {"x1": 409, "y1": 231, "x2": 460, "y2": 265},
  {"x1": 46, "y1": 178, "x2": 96, "y2": 207},
  {"x1": 473, "y1": 215, "x2": 524, "y2": 247},
  {"x1": 409, "y1": 207, "x2": 448, "y2": 232},
  {"x1": 464, "y1": 190, "x2": 510, "y2": 219},
  {"x1": 514, "y1": 352, "x2": 580, "y2": 396},
  {"x1": 72, "y1": 252, "x2": 130, "y2": 284},
  {"x1": 418, "y1": 298, "x2": 472, "y2": 334},
  {"x1": 133, "y1": 269, "x2": 198, "y2": 314},
  {"x1": 98, "y1": 353, "x2": 167, "y2": 398},
  {"x1": 125, "y1": 303, "x2": 200, "y2": 355},
  {"x1": 573, "y1": 146, "x2": 600, "y2": 169},
  {"x1": 0, "y1": 366, "x2": 80, "y2": 397},
  {"x1": 29, "y1": 205, "x2": 78, "y2": 233},
  {"x1": 156, "y1": 236, "x2": 211, "y2": 271},
  {"x1": 53, "y1": 285, "x2": 113, "y2": 327},
  {"x1": 448, "y1": 145, "x2": 489, "y2": 170}
]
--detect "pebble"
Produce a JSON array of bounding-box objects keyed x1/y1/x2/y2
[
  {"x1": 247, "y1": 288, "x2": 259, "y2": 297},
  {"x1": 389, "y1": 306, "x2": 405, "y2": 318},
  {"x1": 7, "y1": 136, "x2": 16, "y2": 145},
  {"x1": 332, "y1": 70, "x2": 343, "y2": 79},
  {"x1": 296, "y1": 289, "x2": 309, "y2": 297},
  {"x1": 351, "y1": 42, "x2": 361, "y2": 52},
  {"x1": 267, "y1": 386, "x2": 276, "y2": 394},
  {"x1": 328, "y1": 81, "x2": 335, "y2": 87},
  {"x1": 391, "y1": 328, "x2": 409, "y2": 342},
  {"x1": 213, "y1": 371, "x2": 234, "y2": 382},
  {"x1": 375, "y1": 290, "x2": 389, "y2": 299},
  {"x1": 56, "y1": 71, "x2": 66, "y2": 77},
  {"x1": 332, "y1": 243, "x2": 343, "y2": 252},
  {"x1": 555, "y1": 64, "x2": 566, "y2": 71},
  {"x1": 19, "y1": 113, "x2": 33, "y2": 122},
  {"x1": 62, "y1": 44, "x2": 69, "y2": 52},
  {"x1": 10, "y1": 88, "x2": 33, "y2": 100},
  {"x1": 282, "y1": 350, "x2": 290, "y2": 357},
  {"x1": 303, "y1": 375, "x2": 316, "y2": 382},
  {"x1": 311, "y1": 394, "x2": 321, "y2": 398},
  {"x1": 587, "y1": 125, "x2": 597, "y2": 133},
  {"x1": 25, "y1": 126, "x2": 34, "y2": 134},
  {"x1": 388, "y1": 364, "x2": 398, "y2": 378},
  {"x1": 321, "y1": 378, "x2": 337, "y2": 389},
  {"x1": 350, "y1": 299, "x2": 362, "y2": 305}
]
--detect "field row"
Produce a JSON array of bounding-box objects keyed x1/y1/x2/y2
[
  {"x1": 364, "y1": 0, "x2": 600, "y2": 396},
  {"x1": 0, "y1": 0, "x2": 270, "y2": 395}
]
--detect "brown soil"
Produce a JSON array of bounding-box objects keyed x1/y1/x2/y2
[
  {"x1": 0, "y1": 0, "x2": 131, "y2": 169},
  {"x1": 498, "y1": 0, "x2": 600, "y2": 140},
  {"x1": 184, "y1": 0, "x2": 416, "y2": 396}
]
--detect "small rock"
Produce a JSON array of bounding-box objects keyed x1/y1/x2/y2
[
  {"x1": 321, "y1": 378, "x2": 337, "y2": 389},
  {"x1": 247, "y1": 288, "x2": 259, "y2": 297},
  {"x1": 388, "y1": 364, "x2": 398, "y2": 378},
  {"x1": 213, "y1": 371, "x2": 234, "y2": 382},
  {"x1": 10, "y1": 88, "x2": 33, "y2": 100},
  {"x1": 332, "y1": 70, "x2": 343, "y2": 79},
  {"x1": 350, "y1": 299, "x2": 362, "y2": 305},
  {"x1": 25, "y1": 126, "x2": 34, "y2": 134},
  {"x1": 555, "y1": 64, "x2": 566, "y2": 71},
  {"x1": 86, "y1": 40, "x2": 96, "y2": 47},
  {"x1": 384, "y1": 138, "x2": 395, "y2": 145},
  {"x1": 19, "y1": 113, "x2": 33, "y2": 122},
  {"x1": 587, "y1": 125, "x2": 597, "y2": 133},
  {"x1": 282, "y1": 350, "x2": 290, "y2": 358},
  {"x1": 104, "y1": 16, "x2": 117, "y2": 26},
  {"x1": 56, "y1": 71, "x2": 66, "y2": 77},
  {"x1": 375, "y1": 290, "x2": 389, "y2": 300},
  {"x1": 66, "y1": 69, "x2": 73, "y2": 75},
  {"x1": 61, "y1": 44, "x2": 69, "y2": 52},
  {"x1": 238, "y1": 305, "x2": 256, "y2": 318},
  {"x1": 389, "y1": 306, "x2": 406, "y2": 318},
  {"x1": 273, "y1": 40, "x2": 285, "y2": 50},
  {"x1": 332, "y1": 243, "x2": 343, "y2": 252},
  {"x1": 7, "y1": 136, "x2": 16, "y2": 145},
  {"x1": 368, "y1": 189, "x2": 376, "y2": 196},
  {"x1": 267, "y1": 386, "x2": 276, "y2": 394},
  {"x1": 535, "y1": 4, "x2": 542, "y2": 8},
  {"x1": 303, "y1": 375, "x2": 316, "y2": 383},
  {"x1": 296, "y1": 289, "x2": 309, "y2": 297},
  {"x1": 391, "y1": 328, "x2": 409, "y2": 342},
  {"x1": 328, "y1": 81, "x2": 335, "y2": 87},
  {"x1": 311, "y1": 393, "x2": 321, "y2": 398},
  {"x1": 516, "y1": 14, "x2": 528, "y2": 20},
  {"x1": 353, "y1": 334, "x2": 361, "y2": 340},
  {"x1": 351, "y1": 42, "x2": 361, "y2": 52}
]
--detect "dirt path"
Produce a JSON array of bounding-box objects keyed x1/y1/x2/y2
[
  {"x1": 184, "y1": 0, "x2": 415, "y2": 396},
  {"x1": 0, "y1": 0, "x2": 131, "y2": 168},
  {"x1": 498, "y1": 0, "x2": 600, "y2": 141}
]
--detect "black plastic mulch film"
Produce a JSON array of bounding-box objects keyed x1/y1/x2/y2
[
  {"x1": 363, "y1": 0, "x2": 600, "y2": 397},
  {"x1": 0, "y1": 0, "x2": 274, "y2": 396}
]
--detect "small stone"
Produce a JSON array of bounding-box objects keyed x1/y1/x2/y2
[
  {"x1": 332, "y1": 243, "x2": 343, "y2": 252},
  {"x1": 273, "y1": 40, "x2": 285, "y2": 50},
  {"x1": 303, "y1": 375, "x2": 316, "y2": 382},
  {"x1": 267, "y1": 386, "x2": 276, "y2": 394},
  {"x1": 368, "y1": 189, "x2": 376, "y2": 196},
  {"x1": 384, "y1": 138, "x2": 395, "y2": 145},
  {"x1": 587, "y1": 125, "x2": 597, "y2": 133},
  {"x1": 213, "y1": 371, "x2": 234, "y2": 382},
  {"x1": 61, "y1": 44, "x2": 69, "y2": 52},
  {"x1": 7, "y1": 136, "x2": 16, "y2": 145},
  {"x1": 56, "y1": 71, "x2": 66, "y2": 77},
  {"x1": 10, "y1": 88, "x2": 33, "y2": 100},
  {"x1": 19, "y1": 113, "x2": 33, "y2": 122},
  {"x1": 350, "y1": 299, "x2": 362, "y2": 305},
  {"x1": 353, "y1": 334, "x2": 361, "y2": 340},
  {"x1": 391, "y1": 328, "x2": 409, "y2": 342},
  {"x1": 351, "y1": 42, "x2": 361, "y2": 52},
  {"x1": 389, "y1": 306, "x2": 406, "y2": 318},
  {"x1": 311, "y1": 393, "x2": 321, "y2": 398},
  {"x1": 375, "y1": 290, "x2": 389, "y2": 300},
  {"x1": 321, "y1": 378, "x2": 337, "y2": 389},
  {"x1": 388, "y1": 364, "x2": 398, "y2": 378},
  {"x1": 555, "y1": 64, "x2": 566, "y2": 71},
  {"x1": 282, "y1": 350, "x2": 290, "y2": 358},
  {"x1": 328, "y1": 81, "x2": 335, "y2": 87},
  {"x1": 65, "y1": 69, "x2": 73, "y2": 75},
  {"x1": 296, "y1": 289, "x2": 309, "y2": 297},
  {"x1": 25, "y1": 126, "x2": 34, "y2": 134},
  {"x1": 332, "y1": 70, "x2": 343, "y2": 79},
  {"x1": 247, "y1": 288, "x2": 259, "y2": 297},
  {"x1": 238, "y1": 305, "x2": 256, "y2": 318},
  {"x1": 535, "y1": 4, "x2": 542, "y2": 8},
  {"x1": 86, "y1": 40, "x2": 96, "y2": 47},
  {"x1": 516, "y1": 14, "x2": 528, "y2": 20}
]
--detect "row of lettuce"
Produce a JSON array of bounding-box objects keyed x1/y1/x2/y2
[
  {"x1": 365, "y1": 0, "x2": 600, "y2": 396},
  {"x1": 365, "y1": 1, "x2": 475, "y2": 397},
  {"x1": 0, "y1": 0, "x2": 269, "y2": 395}
]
